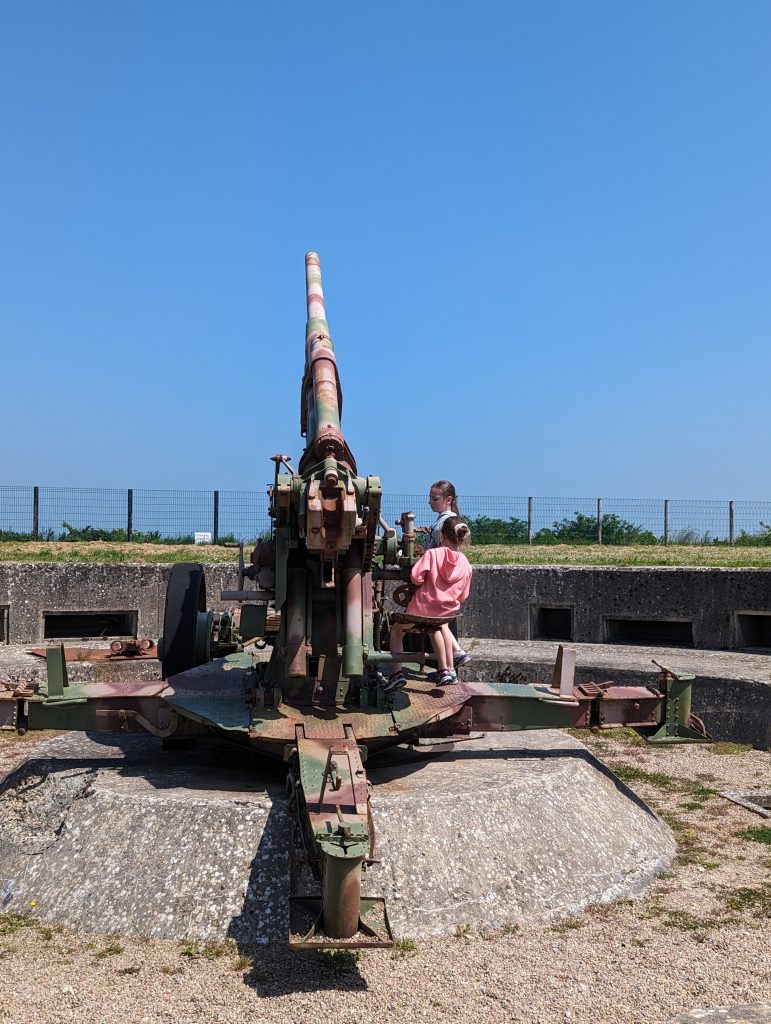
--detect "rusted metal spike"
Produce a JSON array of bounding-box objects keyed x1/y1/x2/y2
[{"x1": 652, "y1": 659, "x2": 676, "y2": 679}]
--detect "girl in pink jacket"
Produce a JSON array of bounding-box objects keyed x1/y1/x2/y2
[{"x1": 386, "y1": 516, "x2": 473, "y2": 690}]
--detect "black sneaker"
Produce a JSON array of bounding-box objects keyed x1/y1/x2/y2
[{"x1": 384, "y1": 670, "x2": 407, "y2": 692}]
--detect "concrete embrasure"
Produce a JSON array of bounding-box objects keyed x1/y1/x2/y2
[{"x1": 0, "y1": 729, "x2": 674, "y2": 942}]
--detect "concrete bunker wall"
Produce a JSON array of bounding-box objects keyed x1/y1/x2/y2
[
  {"x1": 0, "y1": 562, "x2": 768, "y2": 650},
  {"x1": 0, "y1": 563, "x2": 239, "y2": 644},
  {"x1": 462, "y1": 565, "x2": 771, "y2": 650}
]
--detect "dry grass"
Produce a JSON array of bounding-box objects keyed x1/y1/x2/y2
[
  {"x1": 3, "y1": 541, "x2": 771, "y2": 567},
  {"x1": 0, "y1": 541, "x2": 238, "y2": 564},
  {"x1": 466, "y1": 543, "x2": 771, "y2": 567}
]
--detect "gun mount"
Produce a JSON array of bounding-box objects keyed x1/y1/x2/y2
[{"x1": 1, "y1": 253, "x2": 710, "y2": 950}]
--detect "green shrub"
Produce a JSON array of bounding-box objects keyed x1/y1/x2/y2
[
  {"x1": 533, "y1": 512, "x2": 658, "y2": 546},
  {"x1": 734, "y1": 522, "x2": 771, "y2": 547},
  {"x1": 466, "y1": 516, "x2": 528, "y2": 545}
]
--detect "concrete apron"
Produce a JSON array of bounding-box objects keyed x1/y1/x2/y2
[
  {"x1": 0, "y1": 730, "x2": 674, "y2": 943},
  {"x1": 461, "y1": 639, "x2": 771, "y2": 749}
]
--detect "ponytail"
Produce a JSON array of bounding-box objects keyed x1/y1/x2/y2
[{"x1": 440, "y1": 515, "x2": 471, "y2": 549}]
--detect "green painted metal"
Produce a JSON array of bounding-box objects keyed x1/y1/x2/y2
[
  {"x1": 646, "y1": 672, "x2": 708, "y2": 743},
  {"x1": 45, "y1": 645, "x2": 68, "y2": 697}
]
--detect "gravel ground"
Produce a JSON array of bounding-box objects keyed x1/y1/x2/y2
[{"x1": 0, "y1": 730, "x2": 769, "y2": 1024}]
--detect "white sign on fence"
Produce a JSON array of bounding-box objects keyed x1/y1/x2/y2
[{"x1": 194, "y1": 532, "x2": 212, "y2": 545}]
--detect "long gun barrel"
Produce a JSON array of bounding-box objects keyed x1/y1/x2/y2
[{"x1": 299, "y1": 252, "x2": 356, "y2": 476}]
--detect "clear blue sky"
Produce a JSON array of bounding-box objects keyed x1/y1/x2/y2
[{"x1": 2, "y1": 1, "x2": 769, "y2": 499}]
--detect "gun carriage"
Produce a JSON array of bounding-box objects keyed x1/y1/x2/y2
[{"x1": 0, "y1": 253, "x2": 708, "y2": 949}]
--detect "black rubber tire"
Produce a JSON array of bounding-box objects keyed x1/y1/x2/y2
[{"x1": 160, "y1": 563, "x2": 207, "y2": 680}]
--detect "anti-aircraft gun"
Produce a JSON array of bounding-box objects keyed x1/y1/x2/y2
[{"x1": 2, "y1": 253, "x2": 710, "y2": 950}]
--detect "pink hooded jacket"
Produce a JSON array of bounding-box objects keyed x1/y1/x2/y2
[{"x1": 406, "y1": 546, "x2": 473, "y2": 618}]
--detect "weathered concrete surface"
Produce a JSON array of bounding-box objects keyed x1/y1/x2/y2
[
  {"x1": 0, "y1": 730, "x2": 674, "y2": 942},
  {"x1": 0, "y1": 644, "x2": 163, "y2": 685},
  {"x1": 462, "y1": 639, "x2": 771, "y2": 750},
  {"x1": 462, "y1": 564, "x2": 771, "y2": 649},
  {"x1": 2, "y1": 562, "x2": 771, "y2": 650},
  {"x1": 0, "y1": 563, "x2": 239, "y2": 644},
  {"x1": 666, "y1": 1005, "x2": 771, "y2": 1024}
]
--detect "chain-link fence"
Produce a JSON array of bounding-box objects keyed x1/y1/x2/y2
[{"x1": 1, "y1": 485, "x2": 770, "y2": 545}]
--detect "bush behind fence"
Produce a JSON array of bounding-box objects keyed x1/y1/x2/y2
[{"x1": 1, "y1": 485, "x2": 770, "y2": 546}]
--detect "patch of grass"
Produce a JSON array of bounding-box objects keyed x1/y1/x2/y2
[
  {"x1": 0, "y1": 541, "x2": 240, "y2": 565},
  {"x1": 679, "y1": 787, "x2": 718, "y2": 812},
  {"x1": 637, "y1": 904, "x2": 665, "y2": 921},
  {"x1": 610, "y1": 764, "x2": 677, "y2": 789},
  {"x1": 596, "y1": 728, "x2": 648, "y2": 747},
  {"x1": 710, "y1": 742, "x2": 753, "y2": 755},
  {"x1": 454, "y1": 923, "x2": 471, "y2": 939},
  {"x1": 585, "y1": 899, "x2": 633, "y2": 920},
  {"x1": 734, "y1": 827, "x2": 771, "y2": 845},
  {"x1": 392, "y1": 937, "x2": 417, "y2": 956},
  {"x1": 657, "y1": 810, "x2": 717, "y2": 868},
  {"x1": 660, "y1": 910, "x2": 735, "y2": 932},
  {"x1": 6, "y1": 541, "x2": 771, "y2": 568},
  {"x1": 232, "y1": 954, "x2": 253, "y2": 972},
  {"x1": 692, "y1": 784, "x2": 718, "y2": 800},
  {"x1": 179, "y1": 939, "x2": 233, "y2": 960},
  {"x1": 0, "y1": 914, "x2": 36, "y2": 936},
  {"x1": 550, "y1": 916, "x2": 585, "y2": 933},
  {"x1": 723, "y1": 884, "x2": 771, "y2": 917},
  {"x1": 95, "y1": 942, "x2": 124, "y2": 958},
  {"x1": 499, "y1": 923, "x2": 520, "y2": 935},
  {"x1": 465, "y1": 544, "x2": 771, "y2": 568}
]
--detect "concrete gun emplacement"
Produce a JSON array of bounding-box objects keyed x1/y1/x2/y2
[{"x1": 1, "y1": 252, "x2": 710, "y2": 949}]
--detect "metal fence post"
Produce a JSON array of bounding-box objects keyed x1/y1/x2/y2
[
  {"x1": 527, "y1": 497, "x2": 533, "y2": 545},
  {"x1": 729, "y1": 500, "x2": 734, "y2": 546},
  {"x1": 663, "y1": 499, "x2": 669, "y2": 546},
  {"x1": 33, "y1": 486, "x2": 39, "y2": 540},
  {"x1": 127, "y1": 489, "x2": 133, "y2": 542},
  {"x1": 213, "y1": 490, "x2": 219, "y2": 545},
  {"x1": 597, "y1": 497, "x2": 603, "y2": 545}
]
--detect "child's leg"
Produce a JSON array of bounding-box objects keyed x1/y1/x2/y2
[
  {"x1": 442, "y1": 623, "x2": 461, "y2": 654},
  {"x1": 384, "y1": 623, "x2": 409, "y2": 690},
  {"x1": 429, "y1": 628, "x2": 450, "y2": 671},
  {"x1": 390, "y1": 623, "x2": 407, "y2": 655}
]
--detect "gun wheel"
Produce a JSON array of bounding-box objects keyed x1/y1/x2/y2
[{"x1": 159, "y1": 564, "x2": 212, "y2": 679}]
